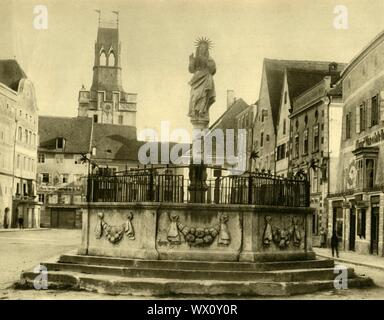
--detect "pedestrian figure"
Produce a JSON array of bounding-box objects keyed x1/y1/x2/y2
[
  {"x1": 331, "y1": 230, "x2": 339, "y2": 258},
  {"x1": 320, "y1": 227, "x2": 327, "y2": 248},
  {"x1": 17, "y1": 210, "x2": 24, "y2": 229}
]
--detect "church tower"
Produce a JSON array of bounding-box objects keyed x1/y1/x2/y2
[{"x1": 78, "y1": 13, "x2": 137, "y2": 126}]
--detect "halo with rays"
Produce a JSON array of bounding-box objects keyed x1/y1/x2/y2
[{"x1": 195, "y1": 37, "x2": 213, "y2": 49}]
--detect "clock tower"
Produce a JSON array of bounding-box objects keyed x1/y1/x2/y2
[{"x1": 78, "y1": 15, "x2": 137, "y2": 126}]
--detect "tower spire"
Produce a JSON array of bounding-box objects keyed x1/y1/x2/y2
[
  {"x1": 112, "y1": 11, "x2": 119, "y2": 28},
  {"x1": 95, "y1": 9, "x2": 101, "y2": 27}
]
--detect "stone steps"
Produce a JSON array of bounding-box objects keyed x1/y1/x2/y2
[
  {"x1": 59, "y1": 254, "x2": 335, "y2": 271},
  {"x1": 18, "y1": 270, "x2": 374, "y2": 297},
  {"x1": 39, "y1": 262, "x2": 355, "y2": 282}
]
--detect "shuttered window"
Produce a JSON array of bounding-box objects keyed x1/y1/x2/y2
[{"x1": 371, "y1": 95, "x2": 379, "y2": 126}]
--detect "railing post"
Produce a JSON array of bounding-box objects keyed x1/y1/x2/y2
[{"x1": 248, "y1": 175, "x2": 253, "y2": 204}]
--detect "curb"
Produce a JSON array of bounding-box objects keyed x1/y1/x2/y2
[{"x1": 315, "y1": 253, "x2": 384, "y2": 272}]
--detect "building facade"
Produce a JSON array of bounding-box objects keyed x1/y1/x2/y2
[
  {"x1": 37, "y1": 116, "x2": 93, "y2": 229},
  {"x1": 289, "y1": 74, "x2": 344, "y2": 244},
  {"x1": 78, "y1": 21, "x2": 137, "y2": 126},
  {"x1": 0, "y1": 60, "x2": 40, "y2": 229},
  {"x1": 252, "y1": 59, "x2": 345, "y2": 177},
  {"x1": 328, "y1": 31, "x2": 384, "y2": 256}
]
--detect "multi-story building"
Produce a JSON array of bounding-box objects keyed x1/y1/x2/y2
[
  {"x1": 0, "y1": 60, "x2": 40, "y2": 228},
  {"x1": 77, "y1": 19, "x2": 137, "y2": 127},
  {"x1": 37, "y1": 116, "x2": 93, "y2": 229},
  {"x1": 37, "y1": 116, "x2": 146, "y2": 228},
  {"x1": 289, "y1": 71, "x2": 345, "y2": 244},
  {"x1": 252, "y1": 59, "x2": 345, "y2": 177},
  {"x1": 328, "y1": 30, "x2": 384, "y2": 256},
  {"x1": 236, "y1": 100, "x2": 257, "y2": 172}
]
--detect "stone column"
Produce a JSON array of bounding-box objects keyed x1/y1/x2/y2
[{"x1": 188, "y1": 118, "x2": 209, "y2": 203}]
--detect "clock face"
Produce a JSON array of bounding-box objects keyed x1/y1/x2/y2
[
  {"x1": 103, "y1": 103, "x2": 112, "y2": 112},
  {"x1": 347, "y1": 161, "x2": 357, "y2": 189}
]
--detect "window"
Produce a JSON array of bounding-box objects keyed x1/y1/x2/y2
[
  {"x1": 294, "y1": 135, "x2": 299, "y2": 158},
  {"x1": 283, "y1": 119, "x2": 286, "y2": 135},
  {"x1": 108, "y1": 52, "x2": 115, "y2": 66},
  {"x1": 62, "y1": 174, "x2": 69, "y2": 184},
  {"x1": 93, "y1": 114, "x2": 98, "y2": 123},
  {"x1": 360, "y1": 103, "x2": 366, "y2": 132},
  {"x1": 42, "y1": 173, "x2": 49, "y2": 183},
  {"x1": 277, "y1": 144, "x2": 286, "y2": 161},
  {"x1": 16, "y1": 154, "x2": 20, "y2": 169},
  {"x1": 38, "y1": 153, "x2": 45, "y2": 163},
  {"x1": 312, "y1": 168, "x2": 318, "y2": 193},
  {"x1": 38, "y1": 194, "x2": 45, "y2": 203},
  {"x1": 18, "y1": 127, "x2": 22, "y2": 141},
  {"x1": 303, "y1": 129, "x2": 309, "y2": 155},
  {"x1": 371, "y1": 95, "x2": 379, "y2": 127},
  {"x1": 260, "y1": 132, "x2": 264, "y2": 147},
  {"x1": 56, "y1": 137, "x2": 64, "y2": 149},
  {"x1": 24, "y1": 129, "x2": 28, "y2": 144},
  {"x1": 366, "y1": 159, "x2": 375, "y2": 188},
  {"x1": 100, "y1": 52, "x2": 107, "y2": 66},
  {"x1": 313, "y1": 124, "x2": 319, "y2": 152},
  {"x1": 284, "y1": 91, "x2": 287, "y2": 104},
  {"x1": 118, "y1": 115, "x2": 123, "y2": 125},
  {"x1": 357, "y1": 209, "x2": 366, "y2": 239},
  {"x1": 295, "y1": 120, "x2": 299, "y2": 131},
  {"x1": 345, "y1": 112, "x2": 351, "y2": 139},
  {"x1": 261, "y1": 110, "x2": 268, "y2": 122}
]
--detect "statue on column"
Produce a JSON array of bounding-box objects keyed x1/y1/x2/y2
[{"x1": 188, "y1": 37, "x2": 216, "y2": 124}]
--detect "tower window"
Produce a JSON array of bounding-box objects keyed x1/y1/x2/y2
[
  {"x1": 93, "y1": 115, "x2": 98, "y2": 123},
  {"x1": 100, "y1": 52, "x2": 107, "y2": 66},
  {"x1": 108, "y1": 52, "x2": 116, "y2": 67},
  {"x1": 118, "y1": 115, "x2": 123, "y2": 125}
]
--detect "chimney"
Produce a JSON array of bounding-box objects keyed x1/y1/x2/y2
[{"x1": 227, "y1": 90, "x2": 236, "y2": 109}]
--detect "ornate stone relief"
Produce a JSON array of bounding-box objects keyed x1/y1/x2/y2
[
  {"x1": 262, "y1": 215, "x2": 303, "y2": 249},
  {"x1": 95, "y1": 211, "x2": 135, "y2": 244},
  {"x1": 167, "y1": 212, "x2": 230, "y2": 247}
]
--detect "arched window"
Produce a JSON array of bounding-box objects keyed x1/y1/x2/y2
[
  {"x1": 108, "y1": 52, "x2": 115, "y2": 67},
  {"x1": 100, "y1": 52, "x2": 107, "y2": 66}
]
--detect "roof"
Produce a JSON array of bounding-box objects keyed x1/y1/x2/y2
[
  {"x1": 0, "y1": 60, "x2": 27, "y2": 91},
  {"x1": 263, "y1": 59, "x2": 346, "y2": 128},
  {"x1": 38, "y1": 116, "x2": 93, "y2": 153},
  {"x1": 341, "y1": 29, "x2": 384, "y2": 78},
  {"x1": 91, "y1": 123, "x2": 139, "y2": 161},
  {"x1": 97, "y1": 27, "x2": 119, "y2": 50},
  {"x1": 210, "y1": 98, "x2": 249, "y2": 131}
]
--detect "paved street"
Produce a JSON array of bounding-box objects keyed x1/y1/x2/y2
[
  {"x1": 1, "y1": 229, "x2": 384, "y2": 299},
  {"x1": 0, "y1": 229, "x2": 81, "y2": 292}
]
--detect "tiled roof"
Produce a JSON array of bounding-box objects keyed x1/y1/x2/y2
[
  {"x1": 38, "y1": 116, "x2": 93, "y2": 153},
  {"x1": 210, "y1": 98, "x2": 249, "y2": 131},
  {"x1": 264, "y1": 59, "x2": 346, "y2": 128},
  {"x1": 91, "y1": 123, "x2": 139, "y2": 161},
  {"x1": 0, "y1": 60, "x2": 27, "y2": 91}
]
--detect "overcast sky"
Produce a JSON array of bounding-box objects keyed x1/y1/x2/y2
[{"x1": 2, "y1": 0, "x2": 384, "y2": 139}]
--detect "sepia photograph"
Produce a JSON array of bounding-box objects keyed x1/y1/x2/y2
[{"x1": 1, "y1": 0, "x2": 384, "y2": 311}]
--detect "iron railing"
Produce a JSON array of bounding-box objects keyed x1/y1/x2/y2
[{"x1": 87, "y1": 170, "x2": 310, "y2": 207}]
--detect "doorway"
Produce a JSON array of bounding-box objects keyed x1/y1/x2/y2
[
  {"x1": 371, "y1": 206, "x2": 379, "y2": 255},
  {"x1": 349, "y1": 207, "x2": 356, "y2": 251}
]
